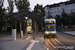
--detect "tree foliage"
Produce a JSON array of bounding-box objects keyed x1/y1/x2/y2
[
  {"x1": 7, "y1": 0, "x2": 14, "y2": 14},
  {"x1": 33, "y1": 4, "x2": 45, "y2": 21},
  {"x1": 55, "y1": 15, "x2": 62, "y2": 26},
  {"x1": 33, "y1": 4, "x2": 45, "y2": 17},
  {"x1": 70, "y1": 12, "x2": 75, "y2": 25},
  {"x1": 61, "y1": 10, "x2": 68, "y2": 26},
  {"x1": 0, "y1": 0, "x2": 6, "y2": 33},
  {"x1": 15, "y1": 0, "x2": 30, "y2": 10},
  {"x1": 7, "y1": 0, "x2": 14, "y2": 30},
  {"x1": 48, "y1": 15, "x2": 53, "y2": 18},
  {"x1": 0, "y1": 0, "x2": 5, "y2": 21},
  {"x1": 55, "y1": 9, "x2": 75, "y2": 26},
  {"x1": 33, "y1": 4, "x2": 45, "y2": 30}
]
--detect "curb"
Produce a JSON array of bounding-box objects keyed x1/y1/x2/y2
[{"x1": 61, "y1": 32, "x2": 75, "y2": 37}]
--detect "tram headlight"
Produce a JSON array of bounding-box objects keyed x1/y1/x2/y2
[{"x1": 45, "y1": 31, "x2": 49, "y2": 34}]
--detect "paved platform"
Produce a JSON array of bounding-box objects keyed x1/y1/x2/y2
[
  {"x1": 63, "y1": 31, "x2": 75, "y2": 35},
  {"x1": 0, "y1": 32, "x2": 46, "y2": 50},
  {"x1": 31, "y1": 41, "x2": 46, "y2": 50}
]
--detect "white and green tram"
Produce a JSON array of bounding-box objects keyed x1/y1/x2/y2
[{"x1": 44, "y1": 19, "x2": 56, "y2": 38}]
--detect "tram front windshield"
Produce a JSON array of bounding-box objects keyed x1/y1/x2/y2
[{"x1": 45, "y1": 25, "x2": 55, "y2": 31}]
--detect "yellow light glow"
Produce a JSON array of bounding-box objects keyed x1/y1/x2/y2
[
  {"x1": 48, "y1": 26, "x2": 50, "y2": 29},
  {"x1": 49, "y1": 22, "x2": 53, "y2": 23},
  {"x1": 27, "y1": 24, "x2": 29, "y2": 25},
  {"x1": 46, "y1": 22, "x2": 53, "y2": 23},
  {"x1": 30, "y1": 23, "x2": 32, "y2": 25}
]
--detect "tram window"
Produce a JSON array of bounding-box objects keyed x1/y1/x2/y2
[{"x1": 45, "y1": 26, "x2": 54, "y2": 31}]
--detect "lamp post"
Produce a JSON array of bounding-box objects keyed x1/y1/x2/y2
[
  {"x1": 25, "y1": 17, "x2": 28, "y2": 25},
  {"x1": 25, "y1": 17, "x2": 28, "y2": 37}
]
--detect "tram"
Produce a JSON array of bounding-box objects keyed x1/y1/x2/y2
[
  {"x1": 27, "y1": 19, "x2": 32, "y2": 34},
  {"x1": 44, "y1": 19, "x2": 56, "y2": 38}
]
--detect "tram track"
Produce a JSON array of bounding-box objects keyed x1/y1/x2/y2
[
  {"x1": 44, "y1": 38, "x2": 74, "y2": 50},
  {"x1": 44, "y1": 32, "x2": 75, "y2": 50},
  {"x1": 58, "y1": 32, "x2": 75, "y2": 40},
  {"x1": 48, "y1": 39, "x2": 59, "y2": 50},
  {"x1": 48, "y1": 38, "x2": 66, "y2": 50}
]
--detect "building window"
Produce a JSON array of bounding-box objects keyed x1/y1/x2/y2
[
  {"x1": 54, "y1": 12, "x2": 56, "y2": 13},
  {"x1": 57, "y1": 11, "x2": 60, "y2": 13},
  {"x1": 57, "y1": 7, "x2": 59, "y2": 9},
  {"x1": 59, "y1": 7, "x2": 61, "y2": 9},
  {"x1": 50, "y1": 8, "x2": 52, "y2": 10},
  {"x1": 50, "y1": 12, "x2": 53, "y2": 14}
]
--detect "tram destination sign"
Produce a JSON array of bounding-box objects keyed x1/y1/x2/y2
[{"x1": 46, "y1": 21, "x2": 54, "y2": 24}]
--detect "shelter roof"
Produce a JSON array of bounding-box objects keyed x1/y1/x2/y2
[{"x1": 5, "y1": 9, "x2": 42, "y2": 22}]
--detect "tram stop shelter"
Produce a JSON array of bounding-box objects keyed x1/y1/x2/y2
[{"x1": 5, "y1": 9, "x2": 42, "y2": 40}]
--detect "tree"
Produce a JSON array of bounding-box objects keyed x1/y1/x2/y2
[
  {"x1": 61, "y1": 9, "x2": 68, "y2": 26},
  {"x1": 55, "y1": 15, "x2": 62, "y2": 26},
  {"x1": 33, "y1": 4, "x2": 45, "y2": 17},
  {"x1": 0, "y1": 0, "x2": 5, "y2": 21},
  {"x1": 7, "y1": 0, "x2": 14, "y2": 31},
  {"x1": 15, "y1": 0, "x2": 30, "y2": 10},
  {"x1": 70, "y1": 12, "x2": 75, "y2": 25},
  {"x1": 0, "y1": 0, "x2": 6, "y2": 33},
  {"x1": 7, "y1": 0, "x2": 14, "y2": 14},
  {"x1": 48, "y1": 15, "x2": 53, "y2": 18},
  {"x1": 33, "y1": 4, "x2": 45, "y2": 30},
  {"x1": 33, "y1": 4, "x2": 45, "y2": 22}
]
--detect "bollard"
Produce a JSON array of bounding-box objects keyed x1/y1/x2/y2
[
  {"x1": 21, "y1": 30, "x2": 23, "y2": 38},
  {"x1": 12, "y1": 29, "x2": 16, "y2": 41}
]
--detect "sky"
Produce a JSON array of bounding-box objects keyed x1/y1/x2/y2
[{"x1": 4, "y1": 0, "x2": 68, "y2": 12}]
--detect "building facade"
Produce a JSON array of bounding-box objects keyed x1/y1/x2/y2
[{"x1": 44, "y1": 0, "x2": 75, "y2": 18}]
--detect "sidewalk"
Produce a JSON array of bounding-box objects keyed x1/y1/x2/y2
[
  {"x1": 63, "y1": 31, "x2": 75, "y2": 35},
  {"x1": 31, "y1": 41, "x2": 46, "y2": 50},
  {"x1": 0, "y1": 32, "x2": 46, "y2": 50}
]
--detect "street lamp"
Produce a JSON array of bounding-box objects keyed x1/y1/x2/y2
[
  {"x1": 25, "y1": 17, "x2": 28, "y2": 22},
  {"x1": 25, "y1": 17, "x2": 28, "y2": 19}
]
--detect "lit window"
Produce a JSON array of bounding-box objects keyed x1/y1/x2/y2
[{"x1": 59, "y1": 7, "x2": 61, "y2": 9}]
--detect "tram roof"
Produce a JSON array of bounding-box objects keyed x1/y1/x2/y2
[
  {"x1": 44, "y1": 19, "x2": 56, "y2": 21},
  {"x1": 44, "y1": 19, "x2": 56, "y2": 23}
]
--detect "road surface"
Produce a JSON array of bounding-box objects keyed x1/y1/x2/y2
[{"x1": 0, "y1": 32, "x2": 75, "y2": 50}]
